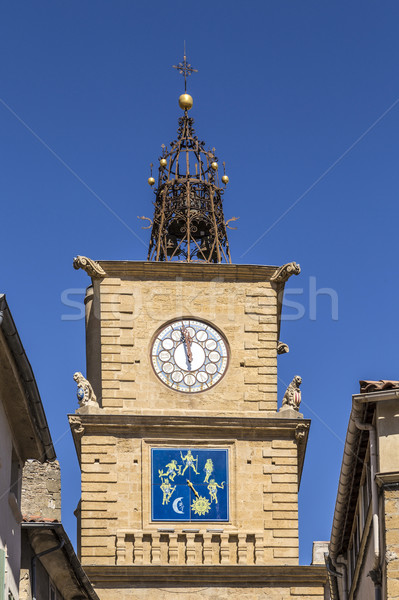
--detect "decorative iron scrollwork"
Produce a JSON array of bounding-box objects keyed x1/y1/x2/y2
[{"x1": 146, "y1": 113, "x2": 234, "y2": 264}]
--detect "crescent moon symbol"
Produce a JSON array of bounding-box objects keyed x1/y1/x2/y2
[{"x1": 172, "y1": 497, "x2": 184, "y2": 514}]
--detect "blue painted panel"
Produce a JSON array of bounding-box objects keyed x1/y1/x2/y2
[{"x1": 151, "y1": 448, "x2": 229, "y2": 522}]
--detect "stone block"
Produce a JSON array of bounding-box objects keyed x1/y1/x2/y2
[
  {"x1": 259, "y1": 401, "x2": 277, "y2": 411},
  {"x1": 272, "y1": 440, "x2": 295, "y2": 449},
  {"x1": 257, "y1": 349, "x2": 276, "y2": 358},
  {"x1": 272, "y1": 511, "x2": 298, "y2": 520},
  {"x1": 263, "y1": 448, "x2": 297, "y2": 458},
  {"x1": 290, "y1": 588, "x2": 324, "y2": 596},
  {"x1": 272, "y1": 483, "x2": 298, "y2": 493},
  {"x1": 274, "y1": 547, "x2": 299, "y2": 558},
  {"x1": 271, "y1": 474, "x2": 298, "y2": 484},
  {"x1": 270, "y1": 537, "x2": 298, "y2": 547},
  {"x1": 264, "y1": 465, "x2": 297, "y2": 475}
]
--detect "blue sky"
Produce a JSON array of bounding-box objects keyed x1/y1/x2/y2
[{"x1": 2, "y1": 1, "x2": 399, "y2": 564}]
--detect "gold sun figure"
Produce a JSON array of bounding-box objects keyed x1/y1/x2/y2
[{"x1": 191, "y1": 495, "x2": 211, "y2": 516}]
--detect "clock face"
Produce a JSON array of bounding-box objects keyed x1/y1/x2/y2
[
  {"x1": 151, "y1": 319, "x2": 228, "y2": 393},
  {"x1": 151, "y1": 448, "x2": 229, "y2": 522}
]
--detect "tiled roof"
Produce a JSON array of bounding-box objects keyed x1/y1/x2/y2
[
  {"x1": 22, "y1": 515, "x2": 60, "y2": 523},
  {"x1": 359, "y1": 379, "x2": 399, "y2": 393}
]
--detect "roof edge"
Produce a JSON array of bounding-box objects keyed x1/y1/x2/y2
[
  {"x1": 329, "y1": 397, "x2": 364, "y2": 558},
  {"x1": 0, "y1": 294, "x2": 55, "y2": 461},
  {"x1": 22, "y1": 522, "x2": 99, "y2": 600}
]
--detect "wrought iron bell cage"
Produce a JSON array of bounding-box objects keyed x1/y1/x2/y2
[{"x1": 145, "y1": 113, "x2": 233, "y2": 264}]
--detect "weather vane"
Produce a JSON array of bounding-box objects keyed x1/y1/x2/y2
[{"x1": 173, "y1": 42, "x2": 198, "y2": 92}]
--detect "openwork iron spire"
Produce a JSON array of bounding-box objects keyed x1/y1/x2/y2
[{"x1": 141, "y1": 55, "x2": 235, "y2": 264}]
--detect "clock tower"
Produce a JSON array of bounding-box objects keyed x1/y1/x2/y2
[{"x1": 69, "y1": 55, "x2": 327, "y2": 599}]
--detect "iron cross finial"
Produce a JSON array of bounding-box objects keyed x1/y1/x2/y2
[{"x1": 173, "y1": 43, "x2": 198, "y2": 92}]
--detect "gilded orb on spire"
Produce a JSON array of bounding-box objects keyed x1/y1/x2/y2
[{"x1": 179, "y1": 93, "x2": 193, "y2": 110}]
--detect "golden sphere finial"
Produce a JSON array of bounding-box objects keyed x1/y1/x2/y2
[
  {"x1": 148, "y1": 177, "x2": 155, "y2": 186},
  {"x1": 179, "y1": 93, "x2": 193, "y2": 110},
  {"x1": 222, "y1": 175, "x2": 229, "y2": 185},
  {"x1": 160, "y1": 158, "x2": 167, "y2": 168},
  {"x1": 211, "y1": 162, "x2": 218, "y2": 171}
]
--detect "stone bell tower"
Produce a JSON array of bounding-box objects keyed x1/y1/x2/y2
[{"x1": 69, "y1": 53, "x2": 327, "y2": 599}]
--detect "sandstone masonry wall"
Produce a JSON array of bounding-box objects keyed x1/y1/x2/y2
[
  {"x1": 95, "y1": 277, "x2": 278, "y2": 414},
  {"x1": 79, "y1": 433, "x2": 300, "y2": 567}
]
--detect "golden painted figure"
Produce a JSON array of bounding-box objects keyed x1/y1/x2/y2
[
  {"x1": 207, "y1": 479, "x2": 225, "y2": 504},
  {"x1": 180, "y1": 450, "x2": 199, "y2": 475},
  {"x1": 158, "y1": 459, "x2": 181, "y2": 481},
  {"x1": 203, "y1": 458, "x2": 214, "y2": 483},
  {"x1": 191, "y1": 495, "x2": 211, "y2": 516},
  {"x1": 160, "y1": 478, "x2": 176, "y2": 505}
]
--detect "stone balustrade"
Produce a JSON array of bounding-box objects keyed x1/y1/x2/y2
[{"x1": 116, "y1": 530, "x2": 264, "y2": 566}]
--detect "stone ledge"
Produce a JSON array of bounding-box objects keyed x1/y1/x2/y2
[
  {"x1": 94, "y1": 261, "x2": 279, "y2": 283},
  {"x1": 83, "y1": 564, "x2": 327, "y2": 586},
  {"x1": 68, "y1": 414, "x2": 310, "y2": 441}
]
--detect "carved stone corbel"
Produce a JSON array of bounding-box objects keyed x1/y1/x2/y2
[
  {"x1": 69, "y1": 416, "x2": 85, "y2": 437},
  {"x1": 295, "y1": 423, "x2": 309, "y2": 442},
  {"x1": 73, "y1": 255, "x2": 106, "y2": 278},
  {"x1": 271, "y1": 261, "x2": 301, "y2": 284},
  {"x1": 277, "y1": 341, "x2": 289, "y2": 355}
]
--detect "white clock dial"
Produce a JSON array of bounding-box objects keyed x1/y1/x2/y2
[{"x1": 151, "y1": 319, "x2": 229, "y2": 393}]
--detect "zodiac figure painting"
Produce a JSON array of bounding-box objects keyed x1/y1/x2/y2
[
  {"x1": 207, "y1": 479, "x2": 225, "y2": 504},
  {"x1": 180, "y1": 450, "x2": 199, "y2": 475},
  {"x1": 160, "y1": 478, "x2": 176, "y2": 505},
  {"x1": 152, "y1": 448, "x2": 229, "y2": 521},
  {"x1": 158, "y1": 459, "x2": 181, "y2": 481},
  {"x1": 204, "y1": 458, "x2": 214, "y2": 483}
]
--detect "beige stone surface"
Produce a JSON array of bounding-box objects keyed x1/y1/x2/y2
[
  {"x1": 94, "y1": 585, "x2": 325, "y2": 600},
  {"x1": 77, "y1": 426, "x2": 304, "y2": 569},
  {"x1": 85, "y1": 264, "x2": 283, "y2": 414},
  {"x1": 73, "y1": 261, "x2": 324, "y2": 597},
  {"x1": 376, "y1": 400, "x2": 399, "y2": 473}
]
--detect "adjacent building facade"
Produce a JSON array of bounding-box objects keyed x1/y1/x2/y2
[
  {"x1": 327, "y1": 381, "x2": 399, "y2": 600},
  {"x1": 20, "y1": 460, "x2": 99, "y2": 600},
  {"x1": 0, "y1": 294, "x2": 98, "y2": 600},
  {"x1": 0, "y1": 294, "x2": 55, "y2": 600}
]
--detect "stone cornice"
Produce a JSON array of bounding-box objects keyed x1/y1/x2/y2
[
  {"x1": 72, "y1": 259, "x2": 300, "y2": 342},
  {"x1": 68, "y1": 414, "x2": 310, "y2": 488},
  {"x1": 68, "y1": 413, "x2": 309, "y2": 436},
  {"x1": 83, "y1": 564, "x2": 327, "y2": 586},
  {"x1": 94, "y1": 260, "x2": 279, "y2": 282}
]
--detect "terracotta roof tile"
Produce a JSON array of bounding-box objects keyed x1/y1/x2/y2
[
  {"x1": 22, "y1": 515, "x2": 60, "y2": 523},
  {"x1": 359, "y1": 380, "x2": 399, "y2": 393}
]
